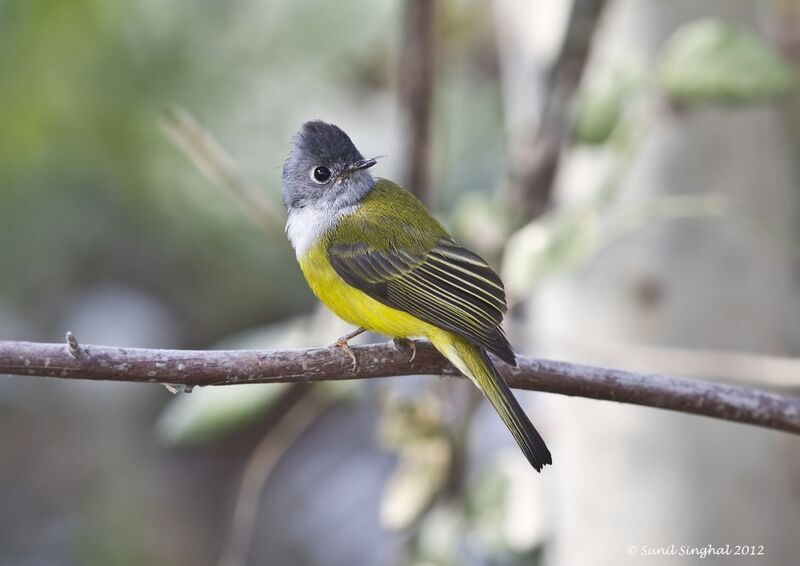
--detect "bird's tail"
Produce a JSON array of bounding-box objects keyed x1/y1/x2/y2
[{"x1": 431, "y1": 333, "x2": 552, "y2": 471}]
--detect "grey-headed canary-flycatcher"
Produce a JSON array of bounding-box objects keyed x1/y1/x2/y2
[{"x1": 282, "y1": 121, "x2": 551, "y2": 471}]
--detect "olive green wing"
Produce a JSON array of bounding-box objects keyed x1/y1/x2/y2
[{"x1": 328, "y1": 227, "x2": 516, "y2": 366}]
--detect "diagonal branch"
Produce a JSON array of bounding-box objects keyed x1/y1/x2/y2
[
  {"x1": 509, "y1": 0, "x2": 609, "y2": 221},
  {"x1": 1, "y1": 339, "x2": 799, "y2": 435},
  {"x1": 160, "y1": 105, "x2": 285, "y2": 238}
]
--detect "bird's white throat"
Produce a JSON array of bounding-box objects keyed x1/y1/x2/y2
[{"x1": 285, "y1": 203, "x2": 360, "y2": 258}]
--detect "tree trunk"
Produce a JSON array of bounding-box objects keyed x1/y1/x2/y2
[{"x1": 510, "y1": 1, "x2": 800, "y2": 564}]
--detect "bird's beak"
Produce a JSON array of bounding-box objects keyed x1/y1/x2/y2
[{"x1": 344, "y1": 157, "x2": 378, "y2": 176}]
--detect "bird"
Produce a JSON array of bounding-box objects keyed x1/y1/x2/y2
[{"x1": 281, "y1": 120, "x2": 551, "y2": 471}]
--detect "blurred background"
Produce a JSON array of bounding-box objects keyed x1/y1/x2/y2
[{"x1": 2, "y1": 0, "x2": 800, "y2": 564}]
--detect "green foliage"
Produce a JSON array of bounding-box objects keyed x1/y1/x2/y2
[
  {"x1": 0, "y1": 1, "x2": 197, "y2": 189},
  {"x1": 0, "y1": 0, "x2": 394, "y2": 343},
  {"x1": 658, "y1": 19, "x2": 798, "y2": 105},
  {"x1": 503, "y1": 195, "x2": 726, "y2": 300},
  {"x1": 503, "y1": 207, "x2": 599, "y2": 299},
  {"x1": 574, "y1": 67, "x2": 641, "y2": 146},
  {"x1": 0, "y1": 1, "x2": 283, "y2": 343},
  {"x1": 156, "y1": 382, "x2": 290, "y2": 445}
]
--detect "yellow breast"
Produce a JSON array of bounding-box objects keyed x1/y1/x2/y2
[{"x1": 299, "y1": 242, "x2": 443, "y2": 341}]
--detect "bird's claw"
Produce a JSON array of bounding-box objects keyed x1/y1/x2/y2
[
  {"x1": 331, "y1": 337, "x2": 358, "y2": 372},
  {"x1": 393, "y1": 338, "x2": 417, "y2": 362},
  {"x1": 329, "y1": 327, "x2": 365, "y2": 372}
]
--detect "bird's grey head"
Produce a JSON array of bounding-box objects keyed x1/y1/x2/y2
[{"x1": 282, "y1": 121, "x2": 377, "y2": 212}]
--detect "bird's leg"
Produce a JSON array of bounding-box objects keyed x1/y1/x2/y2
[
  {"x1": 392, "y1": 337, "x2": 417, "y2": 362},
  {"x1": 330, "y1": 327, "x2": 366, "y2": 371}
]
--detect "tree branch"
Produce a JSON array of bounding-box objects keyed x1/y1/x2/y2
[
  {"x1": 510, "y1": 0, "x2": 609, "y2": 221},
  {"x1": 400, "y1": 0, "x2": 437, "y2": 204},
  {"x1": 2, "y1": 339, "x2": 799, "y2": 435},
  {"x1": 160, "y1": 105, "x2": 285, "y2": 238}
]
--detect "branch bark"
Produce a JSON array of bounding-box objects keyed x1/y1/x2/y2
[{"x1": 2, "y1": 339, "x2": 799, "y2": 435}]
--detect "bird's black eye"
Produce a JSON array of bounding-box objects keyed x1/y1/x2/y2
[{"x1": 311, "y1": 166, "x2": 332, "y2": 184}]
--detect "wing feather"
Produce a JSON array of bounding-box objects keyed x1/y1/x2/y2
[{"x1": 328, "y1": 237, "x2": 516, "y2": 365}]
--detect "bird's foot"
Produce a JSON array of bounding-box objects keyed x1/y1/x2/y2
[
  {"x1": 393, "y1": 337, "x2": 417, "y2": 362},
  {"x1": 330, "y1": 327, "x2": 366, "y2": 371}
]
